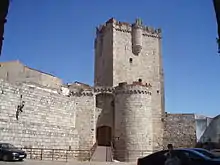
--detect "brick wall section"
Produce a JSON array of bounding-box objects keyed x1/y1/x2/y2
[
  {"x1": 0, "y1": 79, "x2": 95, "y2": 151},
  {"x1": 163, "y1": 113, "x2": 197, "y2": 148}
]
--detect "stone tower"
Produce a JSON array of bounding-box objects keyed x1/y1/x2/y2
[
  {"x1": 114, "y1": 83, "x2": 153, "y2": 161},
  {"x1": 94, "y1": 18, "x2": 165, "y2": 160}
]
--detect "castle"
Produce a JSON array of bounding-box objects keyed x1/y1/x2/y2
[{"x1": 0, "y1": 18, "x2": 202, "y2": 162}]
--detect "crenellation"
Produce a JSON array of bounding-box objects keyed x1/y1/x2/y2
[
  {"x1": 69, "y1": 91, "x2": 94, "y2": 97},
  {"x1": 115, "y1": 84, "x2": 151, "y2": 95},
  {"x1": 96, "y1": 18, "x2": 161, "y2": 39},
  {"x1": 96, "y1": 21, "x2": 113, "y2": 35},
  {"x1": 94, "y1": 86, "x2": 115, "y2": 94}
]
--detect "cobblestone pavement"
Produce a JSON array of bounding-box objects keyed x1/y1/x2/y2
[{"x1": 0, "y1": 160, "x2": 136, "y2": 165}]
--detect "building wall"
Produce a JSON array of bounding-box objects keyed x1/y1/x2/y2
[
  {"x1": 0, "y1": 61, "x2": 63, "y2": 89},
  {"x1": 195, "y1": 114, "x2": 213, "y2": 142},
  {"x1": 94, "y1": 18, "x2": 163, "y2": 87},
  {"x1": 199, "y1": 115, "x2": 220, "y2": 143},
  {"x1": 0, "y1": 61, "x2": 23, "y2": 82},
  {"x1": 96, "y1": 92, "x2": 114, "y2": 129},
  {"x1": 163, "y1": 113, "x2": 197, "y2": 148},
  {"x1": 0, "y1": 78, "x2": 95, "y2": 150},
  {"x1": 112, "y1": 20, "x2": 161, "y2": 87},
  {"x1": 94, "y1": 21, "x2": 113, "y2": 86}
]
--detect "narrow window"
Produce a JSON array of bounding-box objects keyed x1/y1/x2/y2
[
  {"x1": 138, "y1": 79, "x2": 142, "y2": 83},
  {"x1": 129, "y1": 58, "x2": 133, "y2": 63},
  {"x1": 152, "y1": 50, "x2": 156, "y2": 55}
]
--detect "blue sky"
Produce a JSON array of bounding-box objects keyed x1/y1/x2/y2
[{"x1": 1, "y1": 0, "x2": 219, "y2": 116}]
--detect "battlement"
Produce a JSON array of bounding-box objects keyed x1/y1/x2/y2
[
  {"x1": 93, "y1": 82, "x2": 152, "y2": 95},
  {"x1": 96, "y1": 18, "x2": 162, "y2": 38},
  {"x1": 0, "y1": 78, "x2": 94, "y2": 98},
  {"x1": 0, "y1": 78, "x2": 152, "y2": 98},
  {"x1": 115, "y1": 82, "x2": 152, "y2": 95},
  {"x1": 118, "y1": 81, "x2": 152, "y2": 87},
  {"x1": 94, "y1": 86, "x2": 115, "y2": 93},
  {"x1": 68, "y1": 90, "x2": 93, "y2": 97}
]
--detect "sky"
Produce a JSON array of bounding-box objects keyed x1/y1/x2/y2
[{"x1": 1, "y1": 0, "x2": 219, "y2": 117}]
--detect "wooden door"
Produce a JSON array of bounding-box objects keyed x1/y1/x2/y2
[{"x1": 97, "y1": 126, "x2": 112, "y2": 146}]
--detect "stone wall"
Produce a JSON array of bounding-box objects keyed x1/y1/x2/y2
[
  {"x1": 112, "y1": 19, "x2": 161, "y2": 87},
  {"x1": 94, "y1": 22, "x2": 113, "y2": 86},
  {"x1": 114, "y1": 83, "x2": 153, "y2": 161},
  {"x1": 96, "y1": 93, "x2": 114, "y2": 129},
  {"x1": 0, "y1": 79, "x2": 95, "y2": 151},
  {"x1": 94, "y1": 18, "x2": 162, "y2": 87},
  {"x1": 163, "y1": 113, "x2": 197, "y2": 148}
]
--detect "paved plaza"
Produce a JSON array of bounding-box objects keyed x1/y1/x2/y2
[
  {"x1": 0, "y1": 160, "x2": 68, "y2": 165},
  {"x1": 0, "y1": 160, "x2": 136, "y2": 165}
]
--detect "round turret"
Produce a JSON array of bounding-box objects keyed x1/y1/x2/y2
[
  {"x1": 131, "y1": 19, "x2": 143, "y2": 55},
  {"x1": 113, "y1": 83, "x2": 153, "y2": 162}
]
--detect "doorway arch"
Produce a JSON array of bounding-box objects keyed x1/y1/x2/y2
[{"x1": 96, "y1": 126, "x2": 112, "y2": 146}]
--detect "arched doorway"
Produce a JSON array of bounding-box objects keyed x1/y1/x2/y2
[{"x1": 96, "y1": 126, "x2": 112, "y2": 146}]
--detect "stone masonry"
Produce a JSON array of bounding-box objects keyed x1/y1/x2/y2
[
  {"x1": 0, "y1": 18, "x2": 197, "y2": 162},
  {"x1": 94, "y1": 18, "x2": 165, "y2": 153},
  {"x1": 0, "y1": 79, "x2": 95, "y2": 150},
  {"x1": 163, "y1": 113, "x2": 197, "y2": 148}
]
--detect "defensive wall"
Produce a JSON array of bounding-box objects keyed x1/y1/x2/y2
[
  {"x1": 0, "y1": 76, "x2": 203, "y2": 161},
  {"x1": 0, "y1": 78, "x2": 95, "y2": 152},
  {"x1": 0, "y1": 78, "x2": 154, "y2": 161},
  {"x1": 163, "y1": 113, "x2": 197, "y2": 148}
]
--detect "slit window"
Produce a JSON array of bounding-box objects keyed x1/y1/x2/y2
[{"x1": 129, "y1": 58, "x2": 133, "y2": 63}]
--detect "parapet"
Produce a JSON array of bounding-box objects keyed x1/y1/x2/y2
[
  {"x1": 68, "y1": 86, "x2": 115, "y2": 96},
  {"x1": 94, "y1": 86, "x2": 115, "y2": 94},
  {"x1": 115, "y1": 82, "x2": 152, "y2": 95},
  {"x1": 65, "y1": 81, "x2": 94, "y2": 97},
  {"x1": 96, "y1": 18, "x2": 162, "y2": 39},
  {"x1": 68, "y1": 90, "x2": 93, "y2": 97}
]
